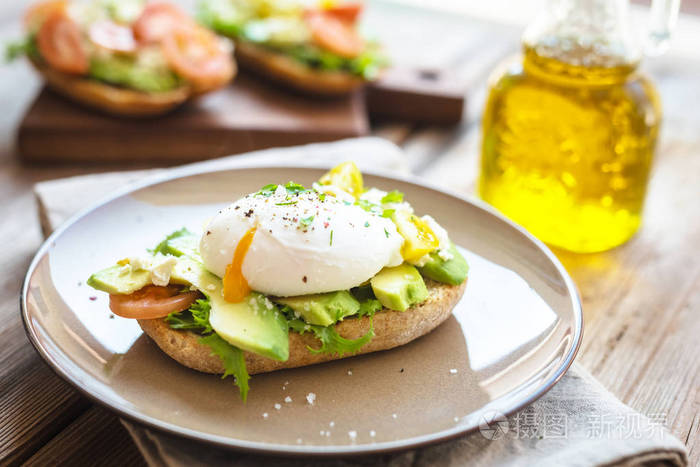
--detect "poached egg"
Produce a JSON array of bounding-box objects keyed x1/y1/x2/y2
[{"x1": 200, "y1": 185, "x2": 404, "y2": 297}]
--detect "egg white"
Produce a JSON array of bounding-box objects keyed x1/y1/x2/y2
[{"x1": 200, "y1": 186, "x2": 404, "y2": 297}]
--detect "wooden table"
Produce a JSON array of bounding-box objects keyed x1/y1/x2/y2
[{"x1": 1, "y1": 1, "x2": 698, "y2": 465}]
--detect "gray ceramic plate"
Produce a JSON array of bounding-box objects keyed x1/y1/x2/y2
[{"x1": 22, "y1": 164, "x2": 582, "y2": 456}]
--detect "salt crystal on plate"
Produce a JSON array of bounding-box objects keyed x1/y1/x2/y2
[{"x1": 306, "y1": 392, "x2": 316, "y2": 405}]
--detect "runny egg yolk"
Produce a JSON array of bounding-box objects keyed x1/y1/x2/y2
[{"x1": 223, "y1": 226, "x2": 256, "y2": 302}]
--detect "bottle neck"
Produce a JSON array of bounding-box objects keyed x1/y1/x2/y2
[{"x1": 523, "y1": 0, "x2": 641, "y2": 74}]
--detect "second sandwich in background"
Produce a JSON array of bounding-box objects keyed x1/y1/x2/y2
[{"x1": 199, "y1": 0, "x2": 387, "y2": 96}]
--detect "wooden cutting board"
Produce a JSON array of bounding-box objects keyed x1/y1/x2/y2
[{"x1": 17, "y1": 71, "x2": 371, "y2": 164}]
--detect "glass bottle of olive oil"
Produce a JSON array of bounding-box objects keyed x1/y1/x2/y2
[{"x1": 479, "y1": 0, "x2": 679, "y2": 253}]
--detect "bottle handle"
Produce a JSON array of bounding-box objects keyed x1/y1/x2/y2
[{"x1": 646, "y1": 0, "x2": 681, "y2": 56}]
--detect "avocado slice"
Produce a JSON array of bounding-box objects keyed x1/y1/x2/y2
[
  {"x1": 87, "y1": 264, "x2": 152, "y2": 295},
  {"x1": 89, "y1": 55, "x2": 182, "y2": 93},
  {"x1": 157, "y1": 257, "x2": 289, "y2": 362},
  {"x1": 275, "y1": 290, "x2": 360, "y2": 326},
  {"x1": 88, "y1": 256, "x2": 289, "y2": 362},
  {"x1": 370, "y1": 263, "x2": 428, "y2": 312},
  {"x1": 418, "y1": 242, "x2": 469, "y2": 285}
]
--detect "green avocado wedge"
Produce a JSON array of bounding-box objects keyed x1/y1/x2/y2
[
  {"x1": 275, "y1": 290, "x2": 360, "y2": 326},
  {"x1": 370, "y1": 263, "x2": 428, "y2": 312},
  {"x1": 89, "y1": 55, "x2": 182, "y2": 93},
  {"x1": 418, "y1": 242, "x2": 469, "y2": 285}
]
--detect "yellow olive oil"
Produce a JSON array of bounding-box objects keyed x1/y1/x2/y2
[{"x1": 479, "y1": 45, "x2": 661, "y2": 253}]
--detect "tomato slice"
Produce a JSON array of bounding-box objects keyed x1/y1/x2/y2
[
  {"x1": 109, "y1": 285, "x2": 201, "y2": 320},
  {"x1": 24, "y1": 0, "x2": 67, "y2": 32},
  {"x1": 305, "y1": 11, "x2": 364, "y2": 59},
  {"x1": 37, "y1": 11, "x2": 88, "y2": 75},
  {"x1": 132, "y1": 2, "x2": 192, "y2": 44},
  {"x1": 161, "y1": 24, "x2": 234, "y2": 92},
  {"x1": 323, "y1": 2, "x2": 363, "y2": 24},
  {"x1": 89, "y1": 20, "x2": 137, "y2": 53}
]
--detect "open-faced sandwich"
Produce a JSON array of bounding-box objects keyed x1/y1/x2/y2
[
  {"x1": 198, "y1": 0, "x2": 386, "y2": 96},
  {"x1": 9, "y1": 0, "x2": 236, "y2": 116},
  {"x1": 87, "y1": 162, "x2": 468, "y2": 400}
]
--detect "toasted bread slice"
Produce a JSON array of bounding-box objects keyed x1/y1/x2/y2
[
  {"x1": 234, "y1": 41, "x2": 365, "y2": 97},
  {"x1": 138, "y1": 279, "x2": 466, "y2": 375},
  {"x1": 30, "y1": 58, "x2": 193, "y2": 117}
]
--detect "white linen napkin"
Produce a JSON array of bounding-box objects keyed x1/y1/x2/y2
[{"x1": 34, "y1": 138, "x2": 688, "y2": 467}]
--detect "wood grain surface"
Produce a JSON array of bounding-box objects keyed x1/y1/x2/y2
[{"x1": 1, "y1": 1, "x2": 699, "y2": 466}]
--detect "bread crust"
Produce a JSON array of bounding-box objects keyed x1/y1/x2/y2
[
  {"x1": 31, "y1": 58, "x2": 193, "y2": 117},
  {"x1": 234, "y1": 41, "x2": 365, "y2": 97},
  {"x1": 138, "y1": 279, "x2": 467, "y2": 375}
]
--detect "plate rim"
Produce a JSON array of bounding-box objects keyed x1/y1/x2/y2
[{"x1": 21, "y1": 161, "x2": 583, "y2": 456}]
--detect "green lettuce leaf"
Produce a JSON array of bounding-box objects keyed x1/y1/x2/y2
[
  {"x1": 166, "y1": 298, "x2": 249, "y2": 401},
  {"x1": 288, "y1": 318, "x2": 374, "y2": 357},
  {"x1": 150, "y1": 228, "x2": 198, "y2": 257},
  {"x1": 358, "y1": 298, "x2": 382, "y2": 318},
  {"x1": 199, "y1": 333, "x2": 250, "y2": 402},
  {"x1": 5, "y1": 36, "x2": 39, "y2": 62},
  {"x1": 165, "y1": 299, "x2": 213, "y2": 334}
]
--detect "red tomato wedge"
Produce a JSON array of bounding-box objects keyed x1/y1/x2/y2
[
  {"x1": 37, "y1": 11, "x2": 89, "y2": 75},
  {"x1": 323, "y1": 2, "x2": 363, "y2": 24},
  {"x1": 89, "y1": 20, "x2": 137, "y2": 53},
  {"x1": 24, "y1": 0, "x2": 66, "y2": 32},
  {"x1": 132, "y1": 2, "x2": 192, "y2": 44},
  {"x1": 109, "y1": 285, "x2": 201, "y2": 320},
  {"x1": 161, "y1": 24, "x2": 234, "y2": 92},
  {"x1": 305, "y1": 11, "x2": 364, "y2": 59}
]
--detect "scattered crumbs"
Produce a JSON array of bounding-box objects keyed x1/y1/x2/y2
[
  {"x1": 400, "y1": 368, "x2": 404, "y2": 373},
  {"x1": 274, "y1": 403, "x2": 281, "y2": 410},
  {"x1": 284, "y1": 396, "x2": 292, "y2": 403},
  {"x1": 329, "y1": 421, "x2": 335, "y2": 428},
  {"x1": 347, "y1": 370, "x2": 353, "y2": 376},
  {"x1": 449, "y1": 368, "x2": 458, "y2": 374},
  {"x1": 306, "y1": 392, "x2": 316, "y2": 405},
  {"x1": 109, "y1": 314, "x2": 115, "y2": 319},
  {"x1": 326, "y1": 431, "x2": 331, "y2": 437},
  {"x1": 453, "y1": 416, "x2": 459, "y2": 422},
  {"x1": 302, "y1": 275, "x2": 307, "y2": 283},
  {"x1": 320, "y1": 430, "x2": 326, "y2": 436},
  {"x1": 77, "y1": 281, "x2": 82, "y2": 287},
  {"x1": 89, "y1": 296, "x2": 97, "y2": 301},
  {"x1": 348, "y1": 430, "x2": 357, "y2": 439},
  {"x1": 206, "y1": 230, "x2": 211, "y2": 236},
  {"x1": 263, "y1": 413, "x2": 268, "y2": 419},
  {"x1": 296, "y1": 438, "x2": 302, "y2": 444},
  {"x1": 285, "y1": 381, "x2": 289, "y2": 385},
  {"x1": 392, "y1": 413, "x2": 397, "y2": 419},
  {"x1": 369, "y1": 430, "x2": 376, "y2": 437}
]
